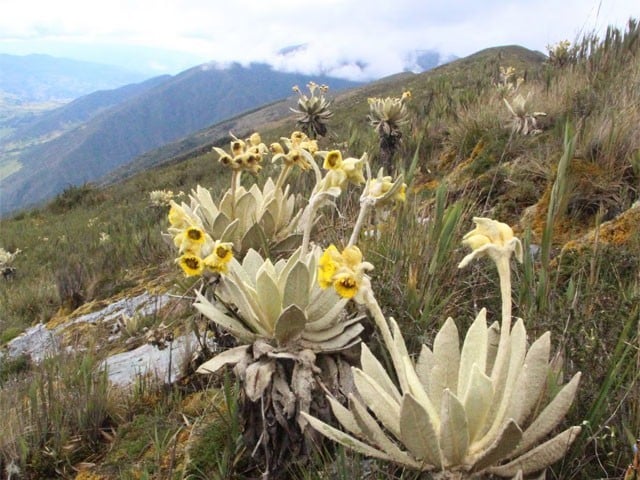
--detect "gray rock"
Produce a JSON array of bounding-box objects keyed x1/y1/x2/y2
[{"x1": 101, "y1": 332, "x2": 197, "y2": 387}]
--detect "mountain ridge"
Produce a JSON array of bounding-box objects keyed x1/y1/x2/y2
[{"x1": 0, "y1": 63, "x2": 361, "y2": 215}]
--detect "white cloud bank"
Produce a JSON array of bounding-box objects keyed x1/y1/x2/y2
[{"x1": 0, "y1": 0, "x2": 638, "y2": 79}]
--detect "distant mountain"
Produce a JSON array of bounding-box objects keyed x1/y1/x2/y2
[
  {"x1": 4, "y1": 75, "x2": 171, "y2": 143},
  {"x1": 0, "y1": 53, "x2": 150, "y2": 102},
  {"x1": 0, "y1": 63, "x2": 360, "y2": 215}
]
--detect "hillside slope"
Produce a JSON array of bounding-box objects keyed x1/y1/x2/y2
[
  {"x1": 3, "y1": 74, "x2": 171, "y2": 143},
  {"x1": 0, "y1": 63, "x2": 360, "y2": 215},
  {"x1": 4, "y1": 32, "x2": 640, "y2": 478}
]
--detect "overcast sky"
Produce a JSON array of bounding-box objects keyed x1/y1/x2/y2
[{"x1": 1, "y1": 0, "x2": 638, "y2": 80}]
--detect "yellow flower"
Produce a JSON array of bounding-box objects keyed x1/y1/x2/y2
[
  {"x1": 230, "y1": 139, "x2": 245, "y2": 156},
  {"x1": 286, "y1": 149, "x2": 312, "y2": 171},
  {"x1": 341, "y1": 155, "x2": 366, "y2": 185},
  {"x1": 463, "y1": 233, "x2": 491, "y2": 251},
  {"x1": 317, "y1": 244, "x2": 374, "y2": 302},
  {"x1": 218, "y1": 153, "x2": 234, "y2": 168},
  {"x1": 362, "y1": 170, "x2": 405, "y2": 206},
  {"x1": 366, "y1": 176, "x2": 394, "y2": 198},
  {"x1": 458, "y1": 217, "x2": 524, "y2": 268},
  {"x1": 318, "y1": 244, "x2": 341, "y2": 288},
  {"x1": 300, "y1": 139, "x2": 318, "y2": 154},
  {"x1": 178, "y1": 253, "x2": 204, "y2": 276},
  {"x1": 323, "y1": 150, "x2": 343, "y2": 170},
  {"x1": 270, "y1": 142, "x2": 285, "y2": 155},
  {"x1": 203, "y1": 242, "x2": 234, "y2": 274},
  {"x1": 333, "y1": 272, "x2": 360, "y2": 299},
  {"x1": 248, "y1": 132, "x2": 262, "y2": 146},
  {"x1": 174, "y1": 226, "x2": 207, "y2": 254},
  {"x1": 168, "y1": 202, "x2": 190, "y2": 229},
  {"x1": 341, "y1": 245, "x2": 363, "y2": 269},
  {"x1": 290, "y1": 131, "x2": 307, "y2": 146},
  {"x1": 319, "y1": 168, "x2": 347, "y2": 191},
  {"x1": 239, "y1": 153, "x2": 262, "y2": 174}
]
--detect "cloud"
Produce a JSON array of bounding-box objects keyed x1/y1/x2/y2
[{"x1": 0, "y1": 0, "x2": 638, "y2": 79}]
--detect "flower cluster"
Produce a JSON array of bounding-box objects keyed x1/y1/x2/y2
[
  {"x1": 213, "y1": 132, "x2": 268, "y2": 174},
  {"x1": 314, "y1": 149, "x2": 367, "y2": 191},
  {"x1": 367, "y1": 91, "x2": 411, "y2": 135},
  {"x1": 0, "y1": 247, "x2": 21, "y2": 267},
  {"x1": 270, "y1": 131, "x2": 317, "y2": 172},
  {"x1": 495, "y1": 65, "x2": 524, "y2": 97},
  {"x1": 546, "y1": 39, "x2": 575, "y2": 67},
  {"x1": 168, "y1": 201, "x2": 233, "y2": 276},
  {"x1": 291, "y1": 82, "x2": 333, "y2": 138},
  {"x1": 363, "y1": 169, "x2": 407, "y2": 204},
  {"x1": 318, "y1": 244, "x2": 373, "y2": 301},
  {"x1": 459, "y1": 217, "x2": 523, "y2": 268},
  {"x1": 149, "y1": 189, "x2": 175, "y2": 207}
]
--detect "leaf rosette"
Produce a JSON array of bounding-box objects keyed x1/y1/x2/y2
[{"x1": 187, "y1": 178, "x2": 303, "y2": 256}]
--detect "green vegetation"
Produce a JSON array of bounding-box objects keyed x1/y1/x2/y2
[{"x1": 1, "y1": 20, "x2": 640, "y2": 479}]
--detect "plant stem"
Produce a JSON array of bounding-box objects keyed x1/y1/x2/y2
[
  {"x1": 348, "y1": 200, "x2": 372, "y2": 247},
  {"x1": 490, "y1": 255, "x2": 512, "y2": 382},
  {"x1": 230, "y1": 170, "x2": 239, "y2": 220},
  {"x1": 275, "y1": 164, "x2": 291, "y2": 192}
]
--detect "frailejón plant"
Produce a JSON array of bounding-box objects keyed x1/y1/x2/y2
[
  {"x1": 503, "y1": 92, "x2": 547, "y2": 136},
  {"x1": 290, "y1": 82, "x2": 334, "y2": 139},
  {"x1": 303, "y1": 217, "x2": 582, "y2": 479},
  {"x1": 367, "y1": 91, "x2": 411, "y2": 173}
]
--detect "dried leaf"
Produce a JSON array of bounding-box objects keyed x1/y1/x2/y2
[
  {"x1": 244, "y1": 359, "x2": 276, "y2": 401},
  {"x1": 197, "y1": 345, "x2": 250, "y2": 374}
]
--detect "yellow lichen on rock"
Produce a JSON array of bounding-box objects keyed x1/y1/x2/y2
[{"x1": 561, "y1": 202, "x2": 640, "y2": 253}]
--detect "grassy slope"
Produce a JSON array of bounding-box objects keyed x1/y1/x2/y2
[{"x1": 1, "y1": 29, "x2": 640, "y2": 478}]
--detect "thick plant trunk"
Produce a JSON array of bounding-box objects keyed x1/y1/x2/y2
[
  {"x1": 239, "y1": 353, "x2": 354, "y2": 479},
  {"x1": 379, "y1": 133, "x2": 401, "y2": 174}
]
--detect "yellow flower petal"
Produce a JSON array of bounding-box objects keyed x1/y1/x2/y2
[
  {"x1": 270, "y1": 143, "x2": 285, "y2": 155},
  {"x1": 323, "y1": 150, "x2": 343, "y2": 170},
  {"x1": 341, "y1": 245, "x2": 363, "y2": 269},
  {"x1": 178, "y1": 254, "x2": 204, "y2": 276},
  {"x1": 462, "y1": 233, "x2": 491, "y2": 251},
  {"x1": 318, "y1": 245, "x2": 341, "y2": 288},
  {"x1": 333, "y1": 272, "x2": 360, "y2": 299},
  {"x1": 248, "y1": 132, "x2": 262, "y2": 146}
]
